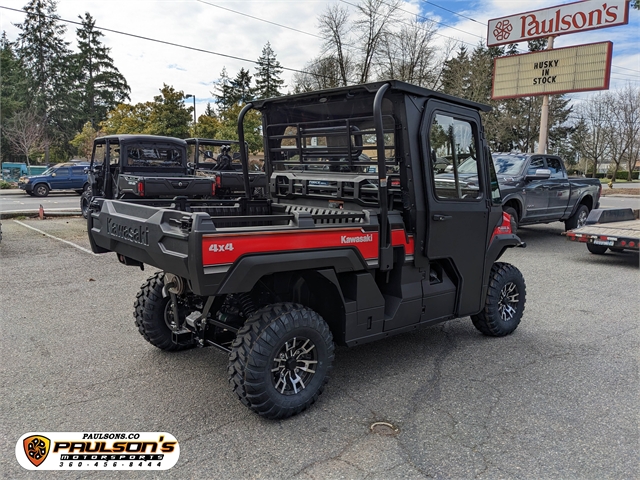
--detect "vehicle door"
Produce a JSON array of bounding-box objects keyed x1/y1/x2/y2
[
  {"x1": 545, "y1": 156, "x2": 571, "y2": 219},
  {"x1": 49, "y1": 166, "x2": 71, "y2": 190},
  {"x1": 521, "y1": 156, "x2": 550, "y2": 220},
  {"x1": 70, "y1": 166, "x2": 87, "y2": 189},
  {"x1": 423, "y1": 103, "x2": 491, "y2": 316}
]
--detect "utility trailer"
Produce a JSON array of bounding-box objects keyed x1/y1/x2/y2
[
  {"x1": 564, "y1": 208, "x2": 640, "y2": 254},
  {"x1": 87, "y1": 81, "x2": 527, "y2": 419}
]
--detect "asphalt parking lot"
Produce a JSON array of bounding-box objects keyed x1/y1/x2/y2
[{"x1": 0, "y1": 217, "x2": 638, "y2": 479}]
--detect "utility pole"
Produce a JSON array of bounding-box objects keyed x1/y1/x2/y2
[{"x1": 537, "y1": 36, "x2": 555, "y2": 154}]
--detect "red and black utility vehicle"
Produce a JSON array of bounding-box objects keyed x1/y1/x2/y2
[
  {"x1": 186, "y1": 137, "x2": 267, "y2": 198},
  {"x1": 87, "y1": 81, "x2": 527, "y2": 419}
]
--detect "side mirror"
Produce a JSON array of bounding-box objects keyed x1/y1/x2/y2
[
  {"x1": 525, "y1": 168, "x2": 551, "y2": 181},
  {"x1": 51, "y1": 172, "x2": 56, "y2": 177}
]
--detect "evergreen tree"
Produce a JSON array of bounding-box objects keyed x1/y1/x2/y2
[
  {"x1": 0, "y1": 32, "x2": 30, "y2": 160},
  {"x1": 228, "y1": 68, "x2": 255, "y2": 106},
  {"x1": 254, "y1": 42, "x2": 285, "y2": 99},
  {"x1": 145, "y1": 84, "x2": 192, "y2": 138},
  {"x1": 75, "y1": 12, "x2": 130, "y2": 128},
  {"x1": 14, "y1": 0, "x2": 78, "y2": 159},
  {"x1": 213, "y1": 67, "x2": 234, "y2": 112}
]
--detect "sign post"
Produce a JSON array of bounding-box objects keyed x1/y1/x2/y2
[
  {"x1": 538, "y1": 37, "x2": 555, "y2": 154},
  {"x1": 488, "y1": 0, "x2": 628, "y2": 153}
]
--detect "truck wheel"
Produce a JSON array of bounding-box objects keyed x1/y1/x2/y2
[
  {"x1": 228, "y1": 303, "x2": 335, "y2": 419},
  {"x1": 587, "y1": 243, "x2": 608, "y2": 255},
  {"x1": 133, "y1": 272, "x2": 196, "y2": 351},
  {"x1": 33, "y1": 183, "x2": 49, "y2": 197},
  {"x1": 471, "y1": 262, "x2": 526, "y2": 337},
  {"x1": 504, "y1": 206, "x2": 518, "y2": 234},
  {"x1": 609, "y1": 247, "x2": 624, "y2": 253},
  {"x1": 565, "y1": 204, "x2": 589, "y2": 230},
  {"x1": 80, "y1": 188, "x2": 92, "y2": 219}
]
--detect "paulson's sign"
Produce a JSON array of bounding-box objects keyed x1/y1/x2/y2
[
  {"x1": 487, "y1": 0, "x2": 630, "y2": 47},
  {"x1": 492, "y1": 41, "x2": 612, "y2": 99}
]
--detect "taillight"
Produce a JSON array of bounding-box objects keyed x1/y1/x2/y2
[
  {"x1": 137, "y1": 180, "x2": 145, "y2": 197},
  {"x1": 211, "y1": 180, "x2": 216, "y2": 196},
  {"x1": 490, "y1": 212, "x2": 512, "y2": 243}
]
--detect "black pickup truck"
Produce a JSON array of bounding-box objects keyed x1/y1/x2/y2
[
  {"x1": 438, "y1": 153, "x2": 601, "y2": 232},
  {"x1": 493, "y1": 153, "x2": 601, "y2": 232},
  {"x1": 87, "y1": 81, "x2": 527, "y2": 419}
]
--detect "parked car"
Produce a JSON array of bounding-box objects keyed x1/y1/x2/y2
[
  {"x1": 441, "y1": 153, "x2": 601, "y2": 232},
  {"x1": 18, "y1": 162, "x2": 90, "y2": 197}
]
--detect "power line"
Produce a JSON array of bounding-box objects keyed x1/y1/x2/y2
[
  {"x1": 420, "y1": 0, "x2": 486, "y2": 26},
  {"x1": 337, "y1": 0, "x2": 479, "y2": 49},
  {"x1": 0, "y1": 5, "x2": 325, "y2": 78},
  {"x1": 612, "y1": 64, "x2": 640, "y2": 74},
  {"x1": 196, "y1": 0, "x2": 324, "y2": 41}
]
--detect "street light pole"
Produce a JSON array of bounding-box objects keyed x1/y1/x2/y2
[{"x1": 185, "y1": 94, "x2": 196, "y2": 125}]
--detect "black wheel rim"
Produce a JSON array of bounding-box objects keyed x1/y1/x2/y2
[
  {"x1": 271, "y1": 336, "x2": 318, "y2": 395},
  {"x1": 498, "y1": 282, "x2": 519, "y2": 322},
  {"x1": 163, "y1": 299, "x2": 184, "y2": 331}
]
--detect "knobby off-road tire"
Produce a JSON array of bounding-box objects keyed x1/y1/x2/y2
[
  {"x1": 133, "y1": 272, "x2": 196, "y2": 351},
  {"x1": 565, "y1": 204, "x2": 589, "y2": 231},
  {"x1": 228, "y1": 303, "x2": 335, "y2": 419},
  {"x1": 471, "y1": 262, "x2": 526, "y2": 337},
  {"x1": 80, "y1": 187, "x2": 92, "y2": 219}
]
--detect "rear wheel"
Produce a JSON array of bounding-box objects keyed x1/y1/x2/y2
[
  {"x1": 32, "y1": 183, "x2": 49, "y2": 197},
  {"x1": 228, "y1": 303, "x2": 334, "y2": 419},
  {"x1": 609, "y1": 247, "x2": 625, "y2": 253},
  {"x1": 80, "y1": 187, "x2": 92, "y2": 219},
  {"x1": 587, "y1": 243, "x2": 608, "y2": 255},
  {"x1": 472, "y1": 262, "x2": 526, "y2": 337},
  {"x1": 133, "y1": 272, "x2": 196, "y2": 351},
  {"x1": 565, "y1": 204, "x2": 589, "y2": 230}
]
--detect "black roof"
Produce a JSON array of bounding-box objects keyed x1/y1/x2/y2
[
  {"x1": 251, "y1": 80, "x2": 491, "y2": 112},
  {"x1": 95, "y1": 134, "x2": 187, "y2": 146}
]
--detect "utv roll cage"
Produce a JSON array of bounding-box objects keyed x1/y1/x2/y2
[{"x1": 236, "y1": 81, "x2": 490, "y2": 271}]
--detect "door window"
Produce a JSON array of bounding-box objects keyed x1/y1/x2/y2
[
  {"x1": 429, "y1": 114, "x2": 481, "y2": 200},
  {"x1": 527, "y1": 158, "x2": 544, "y2": 175},
  {"x1": 546, "y1": 157, "x2": 565, "y2": 179}
]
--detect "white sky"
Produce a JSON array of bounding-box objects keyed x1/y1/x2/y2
[{"x1": 1, "y1": 0, "x2": 638, "y2": 113}]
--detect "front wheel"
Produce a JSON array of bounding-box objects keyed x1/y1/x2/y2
[
  {"x1": 32, "y1": 183, "x2": 49, "y2": 197},
  {"x1": 565, "y1": 204, "x2": 589, "y2": 230},
  {"x1": 228, "y1": 303, "x2": 335, "y2": 419},
  {"x1": 133, "y1": 272, "x2": 196, "y2": 351},
  {"x1": 471, "y1": 262, "x2": 526, "y2": 337}
]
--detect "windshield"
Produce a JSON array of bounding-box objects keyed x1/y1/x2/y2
[
  {"x1": 492, "y1": 155, "x2": 527, "y2": 175},
  {"x1": 39, "y1": 165, "x2": 67, "y2": 176},
  {"x1": 457, "y1": 158, "x2": 478, "y2": 174}
]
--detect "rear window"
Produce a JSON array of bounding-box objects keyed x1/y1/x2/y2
[{"x1": 125, "y1": 145, "x2": 183, "y2": 168}]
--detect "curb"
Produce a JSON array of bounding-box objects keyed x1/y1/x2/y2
[{"x1": 1, "y1": 210, "x2": 82, "y2": 219}]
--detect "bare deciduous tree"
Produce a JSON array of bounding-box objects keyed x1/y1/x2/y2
[
  {"x1": 318, "y1": 4, "x2": 353, "y2": 87},
  {"x1": 574, "y1": 93, "x2": 610, "y2": 176},
  {"x1": 614, "y1": 85, "x2": 640, "y2": 181},
  {"x1": 2, "y1": 108, "x2": 50, "y2": 170},
  {"x1": 376, "y1": 18, "x2": 440, "y2": 88},
  {"x1": 353, "y1": 0, "x2": 402, "y2": 83}
]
